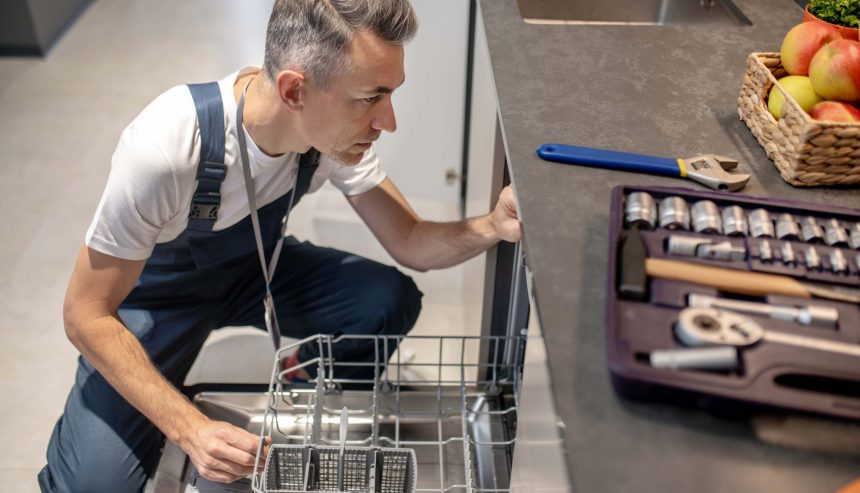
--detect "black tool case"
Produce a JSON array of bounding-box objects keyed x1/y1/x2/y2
[{"x1": 605, "y1": 185, "x2": 860, "y2": 420}]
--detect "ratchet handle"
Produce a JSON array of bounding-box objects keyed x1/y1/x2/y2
[
  {"x1": 537, "y1": 143, "x2": 683, "y2": 177},
  {"x1": 646, "y1": 258, "x2": 811, "y2": 299}
]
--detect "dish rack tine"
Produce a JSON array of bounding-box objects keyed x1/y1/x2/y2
[
  {"x1": 337, "y1": 406, "x2": 348, "y2": 491},
  {"x1": 304, "y1": 448, "x2": 318, "y2": 491},
  {"x1": 368, "y1": 449, "x2": 378, "y2": 493},
  {"x1": 311, "y1": 372, "x2": 325, "y2": 446}
]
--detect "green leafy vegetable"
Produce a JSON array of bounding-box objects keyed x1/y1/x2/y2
[{"x1": 808, "y1": 0, "x2": 860, "y2": 29}]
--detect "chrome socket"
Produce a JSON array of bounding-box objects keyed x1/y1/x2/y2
[
  {"x1": 824, "y1": 218, "x2": 849, "y2": 247},
  {"x1": 667, "y1": 235, "x2": 745, "y2": 261},
  {"x1": 851, "y1": 223, "x2": 860, "y2": 249},
  {"x1": 830, "y1": 249, "x2": 848, "y2": 274},
  {"x1": 748, "y1": 209, "x2": 775, "y2": 238},
  {"x1": 805, "y1": 246, "x2": 821, "y2": 270},
  {"x1": 625, "y1": 192, "x2": 657, "y2": 229},
  {"x1": 781, "y1": 242, "x2": 796, "y2": 266},
  {"x1": 775, "y1": 213, "x2": 800, "y2": 240},
  {"x1": 721, "y1": 205, "x2": 747, "y2": 237},
  {"x1": 800, "y1": 217, "x2": 824, "y2": 244},
  {"x1": 691, "y1": 200, "x2": 722, "y2": 234},
  {"x1": 758, "y1": 239, "x2": 773, "y2": 262},
  {"x1": 659, "y1": 196, "x2": 690, "y2": 230}
]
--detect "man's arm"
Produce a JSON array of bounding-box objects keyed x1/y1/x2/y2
[
  {"x1": 63, "y1": 246, "x2": 267, "y2": 483},
  {"x1": 347, "y1": 178, "x2": 522, "y2": 271}
]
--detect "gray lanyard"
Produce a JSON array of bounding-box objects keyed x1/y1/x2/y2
[{"x1": 236, "y1": 79, "x2": 298, "y2": 350}]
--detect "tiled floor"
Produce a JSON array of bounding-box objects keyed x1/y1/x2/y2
[{"x1": 0, "y1": 1, "x2": 484, "y2": 490}]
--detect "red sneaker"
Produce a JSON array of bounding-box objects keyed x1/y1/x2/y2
[{"x1": 281, "y1": 352, "x2": 309, "y2": 383}]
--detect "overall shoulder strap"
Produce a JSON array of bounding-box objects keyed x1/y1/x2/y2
[
  {"x1": 187, "y1": 82, "x2": 227, "y2": 232},
  {"x1": 291, "y1": 148, "x2": 321, "y2": 206}
]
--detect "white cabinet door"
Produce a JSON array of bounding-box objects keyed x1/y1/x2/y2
[{"x1": 373, "y1": 0, "x2": 470, "y2": 220}]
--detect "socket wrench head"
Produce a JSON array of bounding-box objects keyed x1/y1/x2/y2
[
  {"x1": 691, "y1": 200, "x2": 722, "y2": 234},
  {"x1": 625, "y1": 192, "x2": 657, "y2": 229},
  {"x1": 721, "y1": 205, "x2": 747, "y2": 237},
  {"x1": 758, "y1": 239, "x2": 773, "y2": 262},
  {"x1": 800, "y1": 217, "x2": 824, "y2": 244},
  {"x1": 667, "y1": 235, "x2": 708, "y2": 257},
  {"x1": 775, "y1": 213, "x2": 800, "y2": 240},
  {"x1": 851, "y1": 223, "x2": 860, "y2": 249},
  {"x1": 824, "y1": 218, "x2": 849, "y2": 247},
  {"x1": 805, "y1": 246, "x2": 821, "y2": 270},
  {"x1": 748, "y1": 209, "x2": 775, "y2": 238},
  {"x1": 659, "y1": 196, "x2": 690, "y2": 230},
  {"x1": 829, "y1": 249, "x2": 848, "y2": 274},
  {"x1": 780, "y1": 242, "x2": 797, "y2": 266}
]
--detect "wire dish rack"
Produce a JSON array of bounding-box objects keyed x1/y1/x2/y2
[{"x1": 251, "y1": 334, "x2": 526, "y2": 493}]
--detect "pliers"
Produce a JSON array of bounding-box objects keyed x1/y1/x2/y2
[{"x1": 536, "y1": 143, "x2": 751, "y2": 192}]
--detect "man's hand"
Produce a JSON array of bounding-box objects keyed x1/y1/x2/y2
[
  {"x1": 349, "y1": 179, "x2": 523, "y2": 271},
  {"x1": 182, "y1": 418, "x2": 271, "y2": 483},
  {"x1": 492, "y1": 185, "x2": 522, "y2": 243}
]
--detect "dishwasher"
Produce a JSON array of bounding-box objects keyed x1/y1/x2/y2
[
  {"x1": 149, "y1": 237, "x2": 533, "y2": 493},
  {"x1": 148, "y1": 332, "x2": 526, "y2": 493}
]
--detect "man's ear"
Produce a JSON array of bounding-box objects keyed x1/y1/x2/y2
[{"x1": 275, "y1": 70, "x2": 305, "y2": 110}]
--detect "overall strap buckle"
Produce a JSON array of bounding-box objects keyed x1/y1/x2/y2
[{"x1": 187, "y1": 82, "x2": 226, "y2": 232}]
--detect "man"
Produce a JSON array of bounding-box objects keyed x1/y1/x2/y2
[{"x1": 39, "y1": 0, "x2": 521, "y2": 491}]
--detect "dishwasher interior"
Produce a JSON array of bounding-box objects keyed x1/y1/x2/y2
[{"x1": 152, "y1": 333, "x2": 526, "y2": 493}]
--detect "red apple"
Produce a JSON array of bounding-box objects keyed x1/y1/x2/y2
[
  {"x1": 781, "y1": 22, "x2": 841, "y2": 75},
  {"x1": 809, "y1": 39, "x2": 860, "y2": 102},
  {"x1": 808, "y1": 101, "x2": 860, "y2": 122}
]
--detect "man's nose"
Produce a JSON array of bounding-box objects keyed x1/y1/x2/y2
[{"x1": 372, "y1": 97, "x2": 397, "y2": 133}]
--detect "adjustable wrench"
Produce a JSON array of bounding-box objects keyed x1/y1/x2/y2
[{"x1": 536, "y1": 143, "x2": 750, "y2": 192}]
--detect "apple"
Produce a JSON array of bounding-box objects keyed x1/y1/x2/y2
[
  {"x1": 781, "y1": 22, "x2": 841, "y2": 75},
  {"x1": 808, "y1": 39, "x2": 860, "y2": 102},
  {"x1": 767, "y1": 75, "x2": 823, "y2": 119},
  {"x1": 808, "y1": 101, "x2": 860, "y2": 122}
]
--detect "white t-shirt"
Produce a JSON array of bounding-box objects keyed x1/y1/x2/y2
[{"x1": 86, "y1": 67, "x2": 386, "y2": 260}]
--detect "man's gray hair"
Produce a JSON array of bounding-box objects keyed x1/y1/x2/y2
[{"x1": 263, "y1": 0, "x2": 418, "y2": 88}]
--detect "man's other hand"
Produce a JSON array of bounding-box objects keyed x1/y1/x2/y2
[
  {"x1": 182, "y1": 418, "x2": 271, "y2": 483},
  {"x1": 492, "y1": 185, "x2": 522, "y2": 242}
]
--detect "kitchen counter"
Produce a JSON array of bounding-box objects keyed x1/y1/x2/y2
[{"x1": 479, "y1": 0, "x2": 860, "y2": 491}]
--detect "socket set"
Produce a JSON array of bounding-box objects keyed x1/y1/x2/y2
[{"x1": 606, "y1": 185, "x2": 860, "y2": 420}]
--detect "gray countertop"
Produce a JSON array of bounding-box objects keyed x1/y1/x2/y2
[{"x1": 479, "y1": 0, "x2": 860, "y2": 491}]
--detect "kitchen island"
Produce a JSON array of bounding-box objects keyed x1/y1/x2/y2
[{"x1": 479, "y1": 0, "x2": 860, "y2": 491}]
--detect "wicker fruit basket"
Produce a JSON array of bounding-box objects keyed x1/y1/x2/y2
[{"x1": 737, "y1": 52, "x2": 860, "y2": 186}]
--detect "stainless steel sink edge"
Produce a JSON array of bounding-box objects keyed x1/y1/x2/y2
[{"x1": 517, "y1": 0, "x2": 752, "y2": 27}]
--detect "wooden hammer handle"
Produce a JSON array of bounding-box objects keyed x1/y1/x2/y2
[{"x1": 645, "y1": 258, "x2": 811, "y2": 299}]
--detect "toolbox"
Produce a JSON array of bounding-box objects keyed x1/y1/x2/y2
[{"x1": 605, "y1": 185, "x2": 860, "y2": 420}]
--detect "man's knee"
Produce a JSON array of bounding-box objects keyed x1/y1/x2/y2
[
  {"x1": 364, "y1": 266, "x2": 423, "y2": 336},
  {"x1": 39, "y1": 452, "x2": 149, "y2": 493},
  {"x1": 41, "y1": 370, "x2": 159, "y2": 493}
]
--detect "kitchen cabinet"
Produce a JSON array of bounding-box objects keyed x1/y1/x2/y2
[{"x1": 0, "y1": 0, "x2": 91, "y2": 55}]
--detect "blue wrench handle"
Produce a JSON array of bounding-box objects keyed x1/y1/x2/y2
[{"x1": 536, "y1": 143, "x2": 683, "y2": 178}]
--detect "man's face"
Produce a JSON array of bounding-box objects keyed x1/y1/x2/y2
[{"x1": 299, "y1": 30, "x2": 405, "y2": 165}]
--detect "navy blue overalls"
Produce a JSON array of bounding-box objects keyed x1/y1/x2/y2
[{"x1": 39, "y1": 82, "x2": 422, "y2": 493}]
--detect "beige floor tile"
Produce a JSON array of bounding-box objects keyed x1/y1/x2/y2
[{"x1": 0, "y1": 469, "x2": 42, "y2": 493}]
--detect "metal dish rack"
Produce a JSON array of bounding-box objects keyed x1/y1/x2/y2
[{"x1": 251, "y1": 334, "x2": 526, "y2": 493}]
